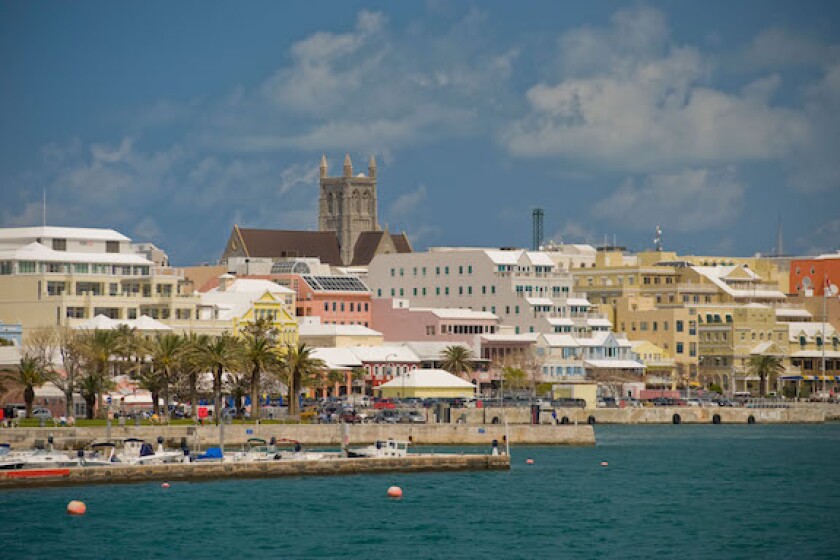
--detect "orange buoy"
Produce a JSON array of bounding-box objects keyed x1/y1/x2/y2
[
  {"x1": 67, "y1": 500, "x2": 87, "y2": 515},
  {"x1": 387, "y1": 486, "x2": 403, "y2": 498},
  {"x1": 600, "y1": 461, "x2": 609, "y2": 467},
  {"x1": 526, "y1": 458, "x2": 534, "y2": 465},
  {"x1": 162, "y1": 482, "x2": 170, "y2": 489}
]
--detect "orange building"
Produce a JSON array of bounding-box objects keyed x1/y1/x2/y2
[
  {"x1": 272, "y1": 274, "x2": 372, "y2": 327},
  {"x1": 790, "y1": 253, "x2": 840, "y2": 296}
]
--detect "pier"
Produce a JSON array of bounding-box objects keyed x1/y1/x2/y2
[{"x1": 0, "y1": 454, "x2": 510, "y2": 490}]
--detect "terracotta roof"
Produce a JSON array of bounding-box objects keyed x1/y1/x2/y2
[{"x1": 237, "y1": 228, "x2": 342, "y2": 266}]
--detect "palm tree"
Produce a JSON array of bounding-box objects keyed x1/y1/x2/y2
[
  {"x1": 1, "y1": 354, "x2": 52, "y2": 418},
  {"x1": 278, "y1": 343, "x2": 325, "y2": 416},
  {"x1": 77, "y1": 329, "x2": 122, "y2": 418},
  {"x1": 440, "y1": 345, "x2": 476, "y2": 379},
  {"x1": 240, "y1": 320, "x2": 279, "y2": 422},
  {"x1": 181, "y1": 333, "x2": 210, "y2": 417},
  {"x1": 197, "y1": 334, "x2": 243, "y2": 425},
  {"x1": 77, "y1": 367, "x2": 115, "y2": 420},
  {"x1": 147, "y1": 333, "x2": 188, "y2": 421},
  {"x1": 748, "y1": 355, "x2": 786, "y2": 397}
]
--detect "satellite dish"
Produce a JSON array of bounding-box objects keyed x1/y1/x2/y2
[
  {"x1": 830, "y1": 284, "x2": 839, "y2": 296},
  {"x1": 802, "y1": 277, "x2": 812, "y2": 289}
]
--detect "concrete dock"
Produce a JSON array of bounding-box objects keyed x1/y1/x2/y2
[{"x1": 0, "y1": 454, "x2": 510, "y2": 490}]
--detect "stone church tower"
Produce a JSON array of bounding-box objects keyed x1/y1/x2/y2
[{"x1": 318, "y1": 154, "x2": 381, "y2": 265}]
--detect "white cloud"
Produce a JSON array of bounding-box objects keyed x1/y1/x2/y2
[
  {"x1": 502, "y1": 7, "x2": 812, "y2": 173},
  {"x1": 592, "y1": 167, "x2": 744, "y2": 232},
  {"x1": 389, "y1": 185, "x2": 428, "y2": 218}
]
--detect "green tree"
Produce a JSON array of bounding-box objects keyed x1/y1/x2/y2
[
  {"x1": 197, "y1": 333, "x2": 243, "y2": 425},
  {"x1": 279, "y1": 343, "x2": 325, "y2": 416},
  {"x1": 78, "y1": 329, "x2": 123, "y2": 418},
  {"x1": 1, "y1": 354, "x2": 53, "y2": 418},
  {"x1": 440, "y1": 345, "x2": 476, "y2": 379},
  {"x1": 502, "y1": 366, "x2": 527, "y2": 396},
  {"x1": 240, "y1": 319, "x2": 280, "y2": 421},
  {"x1": 181, "y1": 333, "x2": 210, "y2": 418},
  {"x1": 748, "y1": 354, "x2": 786, "y2": 397},
  {"x1": 147, "y1": 333, "x2": 188, "y2": 421},
  {"x1": 77, "y1": 367, "x2": 115, "y2": 420}
]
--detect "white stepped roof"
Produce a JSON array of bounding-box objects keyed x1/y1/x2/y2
[
  {"x1": 312, "y1": 347, "x2": 363, "y2": 370},
  {"x1": 207, "y1": 278, "x2": 294, "y2": 295},
  {"x1": 525, "y1": 297, "x2": 554, "y2": 307},
  {"x1": 547, "y1": 317, "x2": 574, "y2": 326},
  {"x1": 377, "y1": 368, "x2": 475, "y2": 389},
  {"x1": 0, "y1": 226, "x2": 131, "y2": 242},
  {"x1": 347, "y1": 346, "x2": 419, "y2": 363},
  {"x1": 0, "y1": 242, "x2": 152, "y2": 265},
  {"x1": 299, "y1": 323, "x2": 382, "y2": 337},
  {"x1": 566, "y1": 297, "x2": 591, "y2": 307},
  {"x1": 412, "y1": 307, "x2": 498, "y2": 320},
  {"x1": 74, "y1": 314, "x2": 172, "y2": 331}
]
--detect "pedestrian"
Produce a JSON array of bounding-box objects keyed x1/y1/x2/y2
[{"x1": 552, "y1": 410, "x2": 558, "y2": 425}]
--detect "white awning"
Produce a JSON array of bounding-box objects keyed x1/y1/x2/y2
[{"x1": 584, "y1": 359, "x2": 646, "y2": 369}]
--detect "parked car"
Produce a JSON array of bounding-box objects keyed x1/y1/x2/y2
[
  {"x1": 398, "y1": 410, "x2": 426, "y2": 424},
  {"x1": 597, "y1": 397, "x2": 619, "y2": 408},
  {"x1": 552, "y1": 398, "x2": 586, "y2": 409},
  {"x1": 684, "y1": 398, "x2": 702, "y2": 407},
  {"x1": 32, "y1": 408, "x2": 52, "y2": 420},
  {"x1": 373, "y1": 398, "x2": 396, "y2": 410},
  {"x1": 340, "y1": 409, "x2": 365, "y2": 424},
  {"x1": 373, "y1": 410, "x2": 400, "y2": 423}
]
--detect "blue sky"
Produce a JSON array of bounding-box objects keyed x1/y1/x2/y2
[{"x1": 1, "y1": 0, "x2": 838, "y2": 264}]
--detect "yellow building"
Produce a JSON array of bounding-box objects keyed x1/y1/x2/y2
[
  {"x1": 551, "y1": 381, "x2": 598, "y2": 409},
  {"x1": 376, "y1": 369, "x2": 476, "y2": 399},
  {"x1": 233, "y1": 291, "x2": 298, "y2": 345},
  {"x1": 629, "y1": 340, "x2": 678, "y2": 386},
  {"x1": 697, "y1": 303, "x2": 790, "y2": 393},
  {"x1": 615, "y1": 295, "x2": 698, "y2": 373},
  {"x1": 785, "y1": 322, "x2": 839, "y2": 395}
]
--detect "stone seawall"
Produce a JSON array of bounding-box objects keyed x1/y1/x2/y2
[
  {"x1": 556, "y1": 406, "x2": 826, "y2": 424},
  {"x1": 0, "y1": 424, "x2": 596, "y2": 450},
  {"x1": 0, "y1": 454, "x2": 510, "y2": 490}
]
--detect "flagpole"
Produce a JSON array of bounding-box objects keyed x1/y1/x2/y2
[{"x1": 822, "y1": 272, "x2": 827, "y2": 393}]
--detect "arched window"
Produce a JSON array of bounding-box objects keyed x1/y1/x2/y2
[
  {"x1": 327, "y1": 192, "x2": 334, "y2": 214},
  {"x1": 353, "y1": 190, "x2": 360, "y2": 213},
  {"x1": 362, "y1": 191, "x2": 370, "y2": 215}
]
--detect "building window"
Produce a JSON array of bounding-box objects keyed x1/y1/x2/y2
[
  {"x1": 445, "y1": 287, "x2": 449, "y2": 295},
  {"x1": 468, "y1": 265, "x2": 472, "y2": 274},
  {"x1": 422, "y1": 267, "x2": 426, "y2": 276},
  {"x1": 364, "y1": 303, "x2": 369, "y2": 312},
  {"x1": 445, "y1": 266, "x2": 450, "y2": 275},
  {"x1": 52, "y1": 238, "x2": 67, "y2": 251},
  {"x1": 106, "y1": 241, "x2": 119, "y2": 253},
  {"x1": 390, "y1": 289, "x2": 395, "y2": 297},
  {"x1": 676, "y1": 342, "x2": 684, "y2": 354},
  {"x1": 390, "y1": 268, "x2": 395, "y2": 277},
  {"x1": 459, "y1": 266, "x2": 463, "y2": 275},
  {"x1": 0, "y1": 261, "x2": 11, "y2": 275},
  {"x1": 468, "y1": 286, "x2": 472, "y2": 295},
  {"x1": 422, "y1": 288, "x2": 426, "y2": 296},
  {"x1": 377, "y1": 289, "x2": 382, "y2": 297},
  {"x1": 436, "y1": 267, "x2": 440, "y2": 276},
  {"x1": 66, "y1": 307, "x2": 86, "y2": 319},
  {"x1": 676, "y1": 320, "x2": 684, "y2": 332},
  {"x1": 413, "y1": 288, "x2": 417, "y2": 296},
  {"x1": 436, "y1": 287, "x2": 440, "y2": 295},
  {"x1": 399, "y1": 288, "x2": 404, "y2": 297}
]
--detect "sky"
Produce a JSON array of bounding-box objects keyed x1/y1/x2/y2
[{"x1": 1, "y1": 0, "x2": 839, "y2": 265}]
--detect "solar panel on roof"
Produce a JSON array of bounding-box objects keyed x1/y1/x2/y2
[{"x1": 302, "y1": 275, "x2": 369, "y2": 292}]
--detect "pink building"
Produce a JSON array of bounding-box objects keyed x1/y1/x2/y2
[{"x1": 371, "y1": 298, "x2": 500, "y2": 345}]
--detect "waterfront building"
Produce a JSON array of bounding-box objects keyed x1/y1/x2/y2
[
  {"x1": 368, "y1": 247, "x2": 606, "y2": 336},
  {"x1": 197, "y1": 275, "x2": 298, "y2": 343},
  {"x1": 371, "y1": 298, "x2": 500, "y2": 344},
  {"x1": 789, "y1": 251, "x2": 840, "y2": 296},
  {"x1": 376, "y1": 369, "x2": 476, "y2": 399},
  {"x1": 536, "y1": 332, "x2": 643, "y2": 383},
  {"x1": 298, "y1": 317, "x2": 383, "y2": 347},
  {"x1": 0, "y1": 226, "x2": 199, "y2": 332},
  {"x1": 629, "y1": 340, "x2": 678, "y2": 386},
  {"x1": 786, "y1": 321, "x2": 839, "y2": 385}
]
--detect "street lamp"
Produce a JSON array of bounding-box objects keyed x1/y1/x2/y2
[{"x1": 385, "y1": 353, "x2": 399, "y2": 400}]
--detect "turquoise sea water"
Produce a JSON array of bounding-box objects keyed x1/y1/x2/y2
[{"x1": 2, "y1": 424, "x2": 840, "y2": 559}]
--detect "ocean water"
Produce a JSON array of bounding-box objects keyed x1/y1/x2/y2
[{"x1": 2, "y1": 424, "x2": 839, "y2": 559}]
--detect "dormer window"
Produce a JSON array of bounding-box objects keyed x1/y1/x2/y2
[{"x1": 52, "y1": 238, "x2": 67, "y2": 251}]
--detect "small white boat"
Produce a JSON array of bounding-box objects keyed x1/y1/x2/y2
[
  {"x1": 116, "y1": 438, "x2": 186, "y2": 465},
  {"x1": 78, "y1": 442, "x2": 118, "y2": 467},
  {"x1": 0, "y1": 443, "x2": 26, "y2": 470},
  {"x1": 347, "y1": 439, "x2": 410, "y2": 458}
]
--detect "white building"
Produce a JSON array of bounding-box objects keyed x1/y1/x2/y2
[
  {"x1": 536, "y1": 332, "x2": 644, "y2": 382},
  {"x1": 0, "y1": 226, "x2": 197, "y2": 330},
  {"x1": 368, "y1": 247, "x2": 608, "y2": 336}
]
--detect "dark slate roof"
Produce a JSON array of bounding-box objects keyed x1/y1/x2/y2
[
  {"x1": 350, "y1": 231, "x2": 386, "y2": 266},
  {"x1": 237, "y1": 227, "x2": 343, "y2": 266},
  {"x1": 350, "y1": 231, "x2": 413, "y2": 266},
  {"x1": 391, "y1": 233, "x2": 412, "y2": 254}
]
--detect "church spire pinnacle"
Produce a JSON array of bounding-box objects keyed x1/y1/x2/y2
[
  {"x1": 368, "y1": 154, "x2": 377, "y2": 178},
  {"x1": 320, "y1": 154, "x2": 327, "y2": 178},
  {"x1": 343, "y1": 153, "x2": 353, "y2": 177}
]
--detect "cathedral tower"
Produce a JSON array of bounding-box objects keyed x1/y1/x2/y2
[{"x1": 318, "y1": 154, "x2": 380, "y2": 265}]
